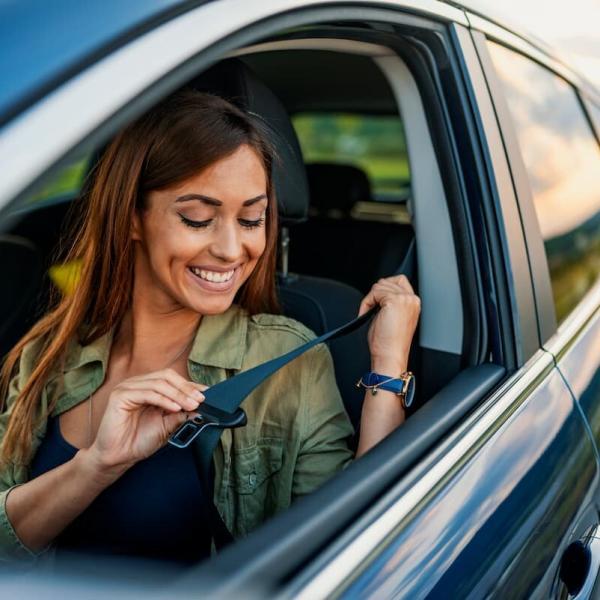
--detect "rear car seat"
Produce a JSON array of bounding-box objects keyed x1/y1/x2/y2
[{"x1": 290, "y1": 162, "x2": 415, "y2": 294}]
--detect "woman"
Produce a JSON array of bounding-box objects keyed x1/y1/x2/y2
[{"x1": 0, "y1": 90, "x2": 420, "y2": 564}]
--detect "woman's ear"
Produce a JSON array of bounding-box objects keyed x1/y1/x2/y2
[{"x1": 131, "y1": 210, "x2": 143, "y2": 242}]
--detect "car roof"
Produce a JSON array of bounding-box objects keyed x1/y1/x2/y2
[
  {"x1": 0, "y1": 0, "x2": 594, "y2": 129},
  {"x1": 0, "y1": 0, "x2": 208, "y2": 126}
]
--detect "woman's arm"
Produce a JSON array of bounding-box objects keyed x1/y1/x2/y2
[
  {"x1": 4, "y1": 369, "x2": 206, "y2": 554},
  {"x1": 355, "y1": 275, "x2": 420, "y2": 458}
]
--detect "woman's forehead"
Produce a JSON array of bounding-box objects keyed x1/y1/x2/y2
[{"x1": 170, "y1": 145, "x2": 268, "y2": 201}]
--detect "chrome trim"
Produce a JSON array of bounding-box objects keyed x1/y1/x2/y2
[
  {"x1": 543, "y1": 279, "x2": 600, "y2": 361},
  {"x1": 0, "y1": 0, "x2": 466, "y2": 213},
  {"x1": 294, "y1": 350, "x2": 554, "y2": 598}
]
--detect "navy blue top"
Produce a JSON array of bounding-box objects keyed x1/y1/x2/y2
[{"x1": 30, "y1": 416, "x2": 211, "y2": 565}]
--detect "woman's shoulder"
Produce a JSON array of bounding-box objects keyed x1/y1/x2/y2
[
  {"x1": 247, "y1": 312, "x2": 316, "y2": 345},
  {"x1": 239, "y1": 310, "x2": 321, "y2": 370}
]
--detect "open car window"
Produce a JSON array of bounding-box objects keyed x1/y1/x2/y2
[{"x1": 0, "y1": 4, "x2": 513, "y2": 595}]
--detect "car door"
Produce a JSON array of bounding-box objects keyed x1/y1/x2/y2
[
  {"x1": 466, "y1": 21, "x2": 600, "y2": 598},
  {"x1": 275, "y1": 22, "x2": 599, "y2": 600}
]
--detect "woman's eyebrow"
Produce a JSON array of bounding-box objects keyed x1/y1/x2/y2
[{"x1": 175, "y1": 193, "x2": 267, "y2": 206}]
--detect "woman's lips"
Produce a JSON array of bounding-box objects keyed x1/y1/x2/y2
[{"x1": 186, "y1": 266, "x2": 239, "y2": 292}]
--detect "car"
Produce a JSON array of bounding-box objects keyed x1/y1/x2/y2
[{"x1": 1, "y1": 1, "x2": 600, "y2": 598}]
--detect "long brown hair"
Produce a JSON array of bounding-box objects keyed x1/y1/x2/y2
[{"x1": 0, "y1": 90, "x2": 280, "y2": 465}]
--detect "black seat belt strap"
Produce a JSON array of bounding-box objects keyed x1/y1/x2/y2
[{"x1": 168, "y1": 306, "x2": 377, "y2": 548}]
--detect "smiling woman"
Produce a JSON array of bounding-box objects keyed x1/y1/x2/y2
[
  {"x1": 135, "y1": 143, "x2": 271, "y2": 315},
  {"x1": 0, "y1": 89, "x2": 419, "y2": 565}
]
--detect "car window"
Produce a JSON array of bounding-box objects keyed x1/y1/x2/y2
[
  {"x1": 488, "y1": 42, "x2": 600, "y2": 324},
  {"x1": 292, "y1": 112, "x2": 410, "y2": 203}
]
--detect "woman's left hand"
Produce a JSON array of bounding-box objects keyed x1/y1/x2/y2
[{"x1": 358, "y1": 275, "x2": 421, "y2": 375}]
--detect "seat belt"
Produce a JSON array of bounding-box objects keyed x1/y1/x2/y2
[
  {"x1": 168, "y1": 239, "x2": 416, "y2": 548},
  {"x1": 396, "y1": 237, "x2": 416, "y2": 280},
  {"x1": 169, "y1": 305, "x2": 379, "y2": 547}
]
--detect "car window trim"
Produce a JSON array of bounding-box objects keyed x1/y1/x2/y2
[
  {"x1": 471, "y1": 34, "x2": 559, "y2": 347},
  {"x1": 451, "y1": 25, "x2": 539, "y2": 365}
]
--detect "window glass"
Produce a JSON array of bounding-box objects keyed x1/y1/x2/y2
[
  {"x1": 488, "y1": 42, "x2": 600, "y2": 324},
  {"x1": 292, "y1": 113, "x2": 410, "y2": 202}
]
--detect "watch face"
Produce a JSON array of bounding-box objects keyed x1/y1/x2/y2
[{"x1": 404, "y1": 375, "x2": 415, "y2": 408}]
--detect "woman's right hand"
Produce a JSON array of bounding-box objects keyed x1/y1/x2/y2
[{"x1": 86, "y1": 369, "x2": 206, "y2": 474}]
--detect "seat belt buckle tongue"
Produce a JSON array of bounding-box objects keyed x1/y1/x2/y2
[{"x1": 168, "y1": 405, "x2": 247, "y2": 449}]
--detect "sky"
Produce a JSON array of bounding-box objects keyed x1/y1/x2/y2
[{"x1": 468, "y1": 0, "x2": 600, "y2": 89}]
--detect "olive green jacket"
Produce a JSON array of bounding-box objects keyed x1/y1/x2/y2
[{"x1": 0, "y1": 304, "x2": 354, "y2": 562}]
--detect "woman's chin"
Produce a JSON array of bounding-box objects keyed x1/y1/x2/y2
[{"x1": 184, "y1": 291, "x2": 237, "y2": 315}]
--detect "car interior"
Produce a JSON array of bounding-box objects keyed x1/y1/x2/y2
[{"x1": 0, "y1": 21, "x2": 506, "y2": 577}]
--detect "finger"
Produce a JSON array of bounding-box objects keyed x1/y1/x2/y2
[
  {"x1": 359, "y1": 281, "x2": 413, "y2": 316},
  {"x1": 122, "y1": 379, "x2": 201, "y2": 411},
  {"x1": 372, "y1": 279, "x2": 417, "y2": 300},
  {"x1": 386, "y1": 274, "x2": 415, "y2": 294},
  {"x1": 358, "y1": 289, "x2": 378, "y2": 316},
  {"x1": 372, "y1": 281, "x2": 406, "y2": 295},
  {"x1": 120, "y1": 389, "x2": 184, "y2": 413},
  {"x1": 152, "y1": 369, "x2": 207, "y2": 403},
  {"x1": 163, "y1": 411, "x2": 189, "y2": 435}
]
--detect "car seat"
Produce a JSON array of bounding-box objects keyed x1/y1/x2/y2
[{"x1": 290, "y1": 162, "x2": 415, "y2": 293}]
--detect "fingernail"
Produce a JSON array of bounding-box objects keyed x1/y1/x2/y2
[{"x1": 192, "y1": 389, "x2": 204, "y2": 400}]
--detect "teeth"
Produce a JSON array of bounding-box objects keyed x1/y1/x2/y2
[{"x1": 191, "y1": 267, "x2": 235, "y2": 283}]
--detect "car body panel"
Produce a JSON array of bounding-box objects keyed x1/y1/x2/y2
[
  {"x1": 550, "y1": 297, "x2": 600, "y2": 460},
  {"x1": 339, "y1": 364, "x2": 598, "y2": 598},
  {"x1": 0, "y1": 0, "x2": 198, "y2": 125}
]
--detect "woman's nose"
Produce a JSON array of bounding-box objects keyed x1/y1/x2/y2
[{"x1": 208, "y1": 220, "x2": 243, "y2": 262}]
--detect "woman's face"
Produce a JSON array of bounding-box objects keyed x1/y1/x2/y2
[{"x1": 132, "y1": 144, "x2": 269, "y2": 315}]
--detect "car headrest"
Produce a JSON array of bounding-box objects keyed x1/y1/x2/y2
[
  {"x1": 306, "y1": 162, "x2": 372, "y2": 215},
  {"x1": 189, "y1": 58, "x2": 309, "y2": 225}
]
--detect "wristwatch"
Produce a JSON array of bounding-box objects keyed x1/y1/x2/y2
[{"x1": 356, "y1": 371, "x2": 415, "y2": 408}]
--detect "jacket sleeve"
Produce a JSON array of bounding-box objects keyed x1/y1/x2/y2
[
  {"x1": 0, "y1": 340, "x2": 48, "y2": 562},
  {"x1": 292, "y1": 343, "x2": 355, "y2": 499}
]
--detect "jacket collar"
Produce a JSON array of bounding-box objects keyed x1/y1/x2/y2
[
  {"x1": 63, "y1": 328, "x2": 113, "y2": 373},
  {"x1": 63, "y1": 304, "x2": 249, "y2": 374},
  {"x1": 188, "y1": 303, "x2": 248, "y2": 370}
]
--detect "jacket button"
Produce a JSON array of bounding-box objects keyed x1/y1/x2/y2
[{"x1": 249, "y1": 473, "x2": 257, "y2": 487}]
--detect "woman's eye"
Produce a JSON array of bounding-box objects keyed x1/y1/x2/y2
[
  {"x1": 178, "y1": 214, "x2": 212, "y2": 228},
  {"x1": 239, "y1": 217, "x2": 265, "y2": 229}
]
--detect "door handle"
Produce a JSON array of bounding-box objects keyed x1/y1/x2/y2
[{"x1": 560, "y1": 526, "x2": 600, "y2": 598}]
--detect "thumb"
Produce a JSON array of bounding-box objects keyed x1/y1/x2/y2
[{"x1": 164, "y1": 410, "x2": 189, "y2": 435}]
